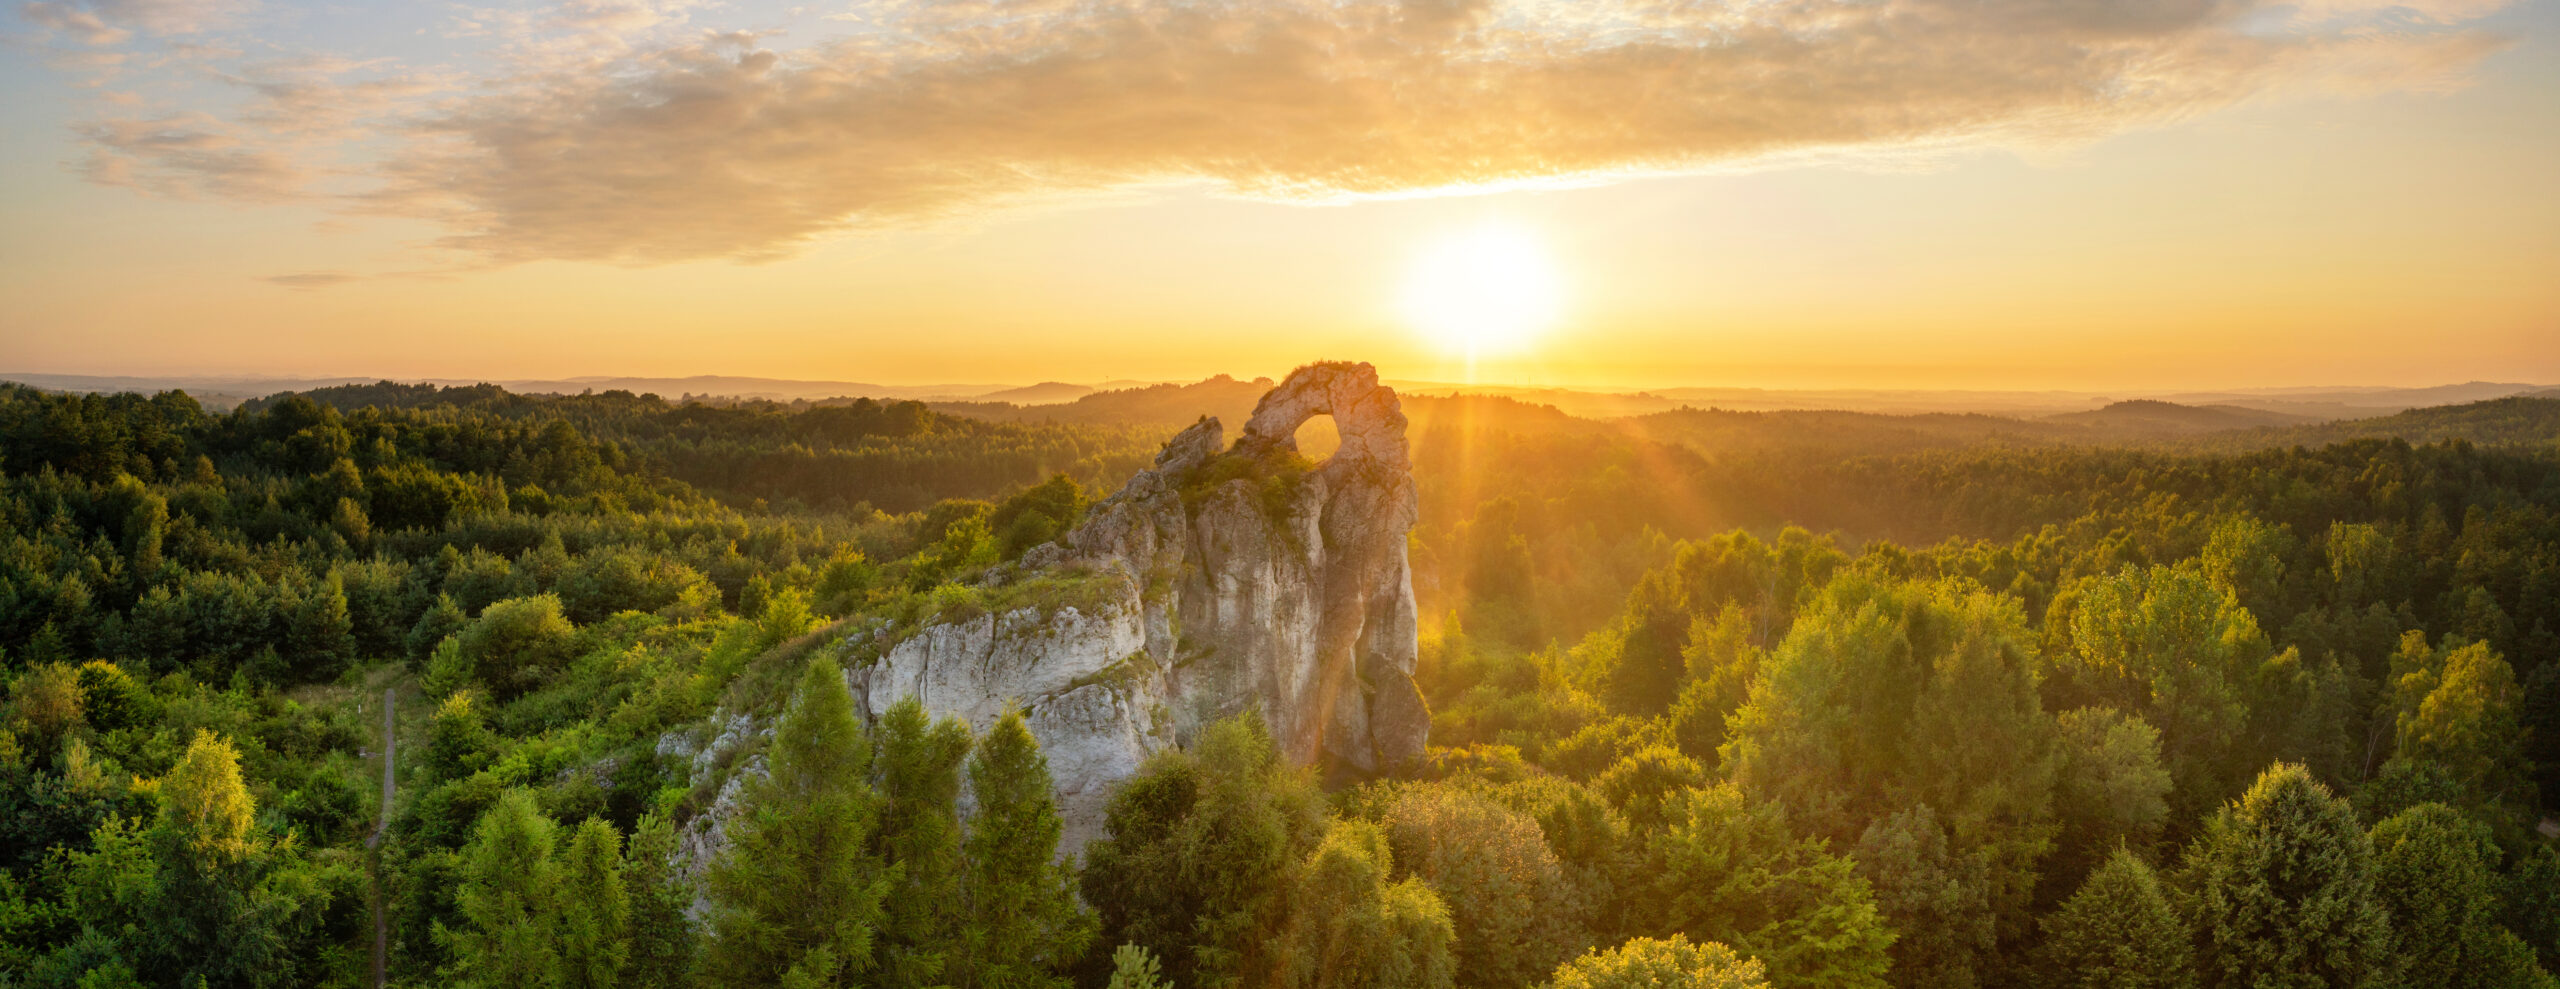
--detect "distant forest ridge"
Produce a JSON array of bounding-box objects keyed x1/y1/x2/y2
[{"x1": 4, "y1": 371, "x2": 2550, "y2": 418}]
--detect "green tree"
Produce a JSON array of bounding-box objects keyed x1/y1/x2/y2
[
  {"x1": 2047, "y1": 708, "x2": 2173, "y2": 896},
  {"x1": 701, "y1": 655, "x2": 893, "y2": 989},
  {"x1": 1080, "y1": 714, "x2": 1324, "y2": 989},
  {"x1": 2186, "y1": 763, "x2": 2392, "y2": 989},
  {"x1": 2383, "y1": 633, "x2": 2532, "y2": 807},
  {"x1": 1282, "y1": 819, "x2": 1456, "y2": 989},
  {"x1": 954, "y1": 709, "x2": 1092, "y2": 989},
  {"x1": 555, "y1": 818, "x2": 631, "y2": 989},
  {"x1": 1106, "y1": 944, "x2": 1171, "y2": 989},
  {"x1": 1642, "y1": 784, "x2": 1892, "y2": 989},
  {"x1": 1852, "y1": 804, "x2": 1994, "y2": 989},
  {"x1": 2037, "y1": 847, "x2": 2194, "y2": 989},
  {"x1": 871, "y1": 697, "x2": 972, "y2": 989},
  {"x1": 1549, "y1": 935, "x2": 1771, "y2": 989},
  {"x1": 408, "y1": 593, "x2": 468, "y2": 664},
  {"x1": 456, "y1": 594, "x2": 582, "y2": 700},
  {"x1": 283, "y1": 575, "x2": 355, "y2": 682},
  {"x1": 2049, "y1": 565, "x2": 2265, "y2": 824},
  {"x1": 621, "y1": 812, "x2": 698, "y2": 989},
  {"x1": 1378, "y1": 781, "x2": 1585, "y2": 988},
  {"x1": 447, "y1": 788, "x2": 563, "y2": 988},
  {"x1": 2367, "y1": 803, "x2": 2551, "y2": 989}
]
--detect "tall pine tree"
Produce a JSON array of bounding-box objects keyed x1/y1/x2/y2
[
  {"x1": 701, "y1": 655, "x2": 893, "y2": 989},
  {"x1": 446, "y1": 788, "x2": 563, "y2": 988},
  {"x1": 622, "y1": 812, "x2": 698, "y2": 988},
  {"x1": 872, "y1": 696, "x2": 973, "y2": 989},
  {"x1": 555, "y1": 818, "x2": 631, "y2": 989},
  {"x1": 955, "y1": 709, "x2": 1093, "y2": 989}
]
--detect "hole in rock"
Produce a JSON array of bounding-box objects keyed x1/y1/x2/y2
[{"x1": 1292, "y1": 413, "x2": 1341, "y2": 463}]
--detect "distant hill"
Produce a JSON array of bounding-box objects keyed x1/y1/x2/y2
[
  {"x1": 2184, "y1": 396, "x2": 2560, "y2": 451},
  {"x1": 2044, "y1": 400, "x2": 2313, "y2": 434},
  {"x1": 974, "y1": 381, "x2": 1096, "y2": 405},
  {"x1": 930, "y1": 375, "x2": 1273, "y2": 427}
]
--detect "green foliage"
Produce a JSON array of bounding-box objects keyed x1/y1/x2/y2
[
  {"x1": 1548, "y1": 935, "x2": 1771, "y2": 989},
  {"x1": 2368, "y1": 803, "x2": 2551, "y2": 989},
  {"x1": 1282, "y1": 819, "x2": 1457, "y2": 989},
  {"x1": 1378, "y1": 781, "x2": 1585, "y2": 988},
  {"x1": 1720, "y1": 576, "x2": 2056, "y2": 955},
  {"x1": 2036, "y1": 847, "x2": 2194, "y2": 989},
  {"x1": 701, "y1": 656, "x2": 894, "y2": 989},
  {"x1": 2185, "y1": 763, "x2": 2393, "y2": 989},
  {"x1": 1640, "y1": 783, "x2": 1893, "y2": 989},
  {"x1": 621, "y1": 812, "x2": 698, "y2": 989},
  {"x1": 37, "y1": 729, "x2": 345, "y2": 989},
  {"x1": 1106, "y1": 944, "x2": 1171, "y2": 989},
  {"x1": 2048, "y1": 564, "x2": 2265, "y2": 826},
  {"x1": 871, "y1": 697, "x2": 973, "y2": 989},
  {"x1": 456, "y1": 594, "x2": 582, "y2": 701},
  {"x1": 555, "y1": 818, "x2": 631, "y2": 989},
  {"x1": 2048, "y1": 707, "x2": 2174, "y2": 896},
  {"x1": 1080, "y1": 714, "x2": 1325, "y2": 989},
  {"x1": 446, "y1": 788, "x2": 563, "y2": 988},
  {"x1": 2383, "y1": 633, "x2": 2533, "y2": 808},
  {"x1": 955, "y1": 709, "x2": 1093, "y2": 989},
  {"x1": 989, "y1": 473, "x2": 1088, "y2": 559}
]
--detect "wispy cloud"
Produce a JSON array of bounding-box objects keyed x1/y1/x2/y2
[
  {"x1": 77, "y1": 114, "x2": 305, "y2": 200},
  {"x1": 33, "y1": 0, "x2": 2523, "y2": 266},
  {"x1": 20, "y1": 2, "x2": 131, "y2": 44},
  {"x1": 263, "y1": 271, "x2": 359, "y2": 288}
]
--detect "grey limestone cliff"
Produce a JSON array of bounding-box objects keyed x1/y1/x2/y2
[{"x1": 682, "y1": 361, "x2": 1427, "y2": 858}]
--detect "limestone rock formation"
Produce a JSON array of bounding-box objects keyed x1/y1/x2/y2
[
  {"x1": 679, "y1": 361, "x2": 1426, "y2": 857},
  {"x1": 1065, "y1": 359, "x2": 1428, "y2": 776}
]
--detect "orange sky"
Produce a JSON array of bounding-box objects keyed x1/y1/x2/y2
[{"x1": 1, "y1": 0, "x2": 2554, "y2": 391}]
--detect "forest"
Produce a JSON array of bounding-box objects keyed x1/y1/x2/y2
[{"x1": 1, "y1": 378, "x2": 2555, "y2": 989}]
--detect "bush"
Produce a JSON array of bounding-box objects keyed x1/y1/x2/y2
[{"x1": 456, "y1": 595, "x2": 582, "y2": 700}]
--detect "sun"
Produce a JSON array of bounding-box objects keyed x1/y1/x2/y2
[{"x1": 1399, "y1": 223, "x2": 1563, "y2": 363}]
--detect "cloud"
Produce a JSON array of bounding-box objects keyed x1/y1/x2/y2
[
  {"x1": 44, "y1": 0, "x2": 2524, "y2": 265},
  {"x1": 359, "y1": 0, "x2": 2512, "y2": 264},
  {"x1": 264, "y1": 271, "x2": 359, "y2": 288},
  {"x1": 77, "y1": 115, "x2": 306, "y2": 200},
  {"x1": 19, "y1": 0, "x2": 248, "y2": 39},
  {"x1": 20, "y1": 2, "x2": 131, "y2": 44}
]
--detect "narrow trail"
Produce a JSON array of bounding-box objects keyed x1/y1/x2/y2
[{"x1": 369, "y1": 688, "x2": 393, "y2": 989}]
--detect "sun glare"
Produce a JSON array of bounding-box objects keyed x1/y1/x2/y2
[{"x1": 1400, "y1": 224, "x2": 1563, "y2": 364}]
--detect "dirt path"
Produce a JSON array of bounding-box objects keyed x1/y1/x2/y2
[{"x1": 369, "y1": 688, "x2": 393, "y2": 988}]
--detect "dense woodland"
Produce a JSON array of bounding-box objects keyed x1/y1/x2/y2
[{"x1": 2, "y1": 378, "x2": 2556, "y2": 989}]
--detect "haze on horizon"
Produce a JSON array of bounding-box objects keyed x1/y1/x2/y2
[{"x1": 2, "y1": 0, "x2": 2555, "y2": 390}]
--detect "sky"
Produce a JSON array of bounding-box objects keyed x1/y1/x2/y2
[{"x1": 0, "y1": 0, "x2": 2554, "y2": 391}]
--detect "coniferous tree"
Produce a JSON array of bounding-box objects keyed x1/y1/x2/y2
[
  {"x1": 1107, "y1": 944, "x2": 1171, "y2": 989},
  {"x1": 701, "y1": 655, "x2": 893, "y2": 989},
  {"x1": 954, "y1": 709, "x2": 1093, "y2": 989},
  {"x1": 555, "y1": 818, "x2": 631, "y2": 989},
  {"x1": 622, "y1": 812, "x2": 698, "y2": 988},
  {"x1": 2037, "y1": 847, "x2": 2194, "y2": 989},
  {"x1": 2368, "y1": 803, "x2": 2552, "y2": 989},
  {"x1": 446, "y1": 788, "x2": 562, "y2": 988},
  {"x1": 872, "y1": 696, "x2": 972, "y2": 989},
  {"x1": 2186, "y1": 763, "x2": 2393, "y2": 989}
]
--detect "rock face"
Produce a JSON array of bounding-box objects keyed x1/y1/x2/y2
[
  {"x1": 1064, "y1": 360, "x2": 1429, "y2": 776},
  {"x1": 681, "y1": 362, "x2": 1426, "y2": 857},
  {"x1": 851, "y1": 584, "x2": 1169, "y2": 850}
]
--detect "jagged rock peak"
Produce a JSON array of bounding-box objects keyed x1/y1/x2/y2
[{"x1": 1066, "y1": 360, "x2": 1426, "y2": 778}]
